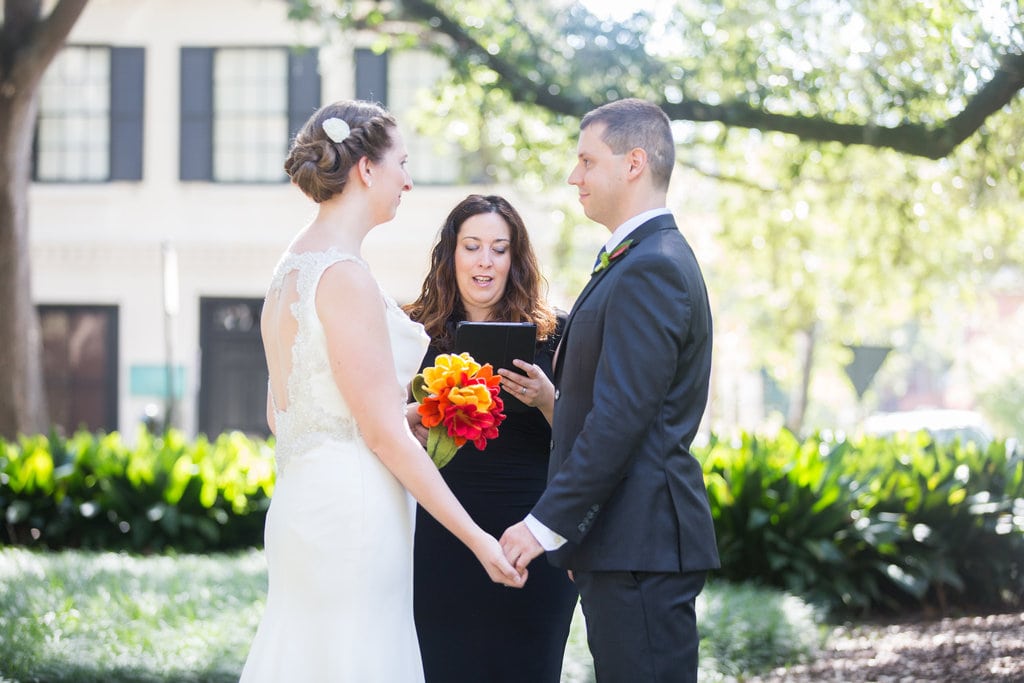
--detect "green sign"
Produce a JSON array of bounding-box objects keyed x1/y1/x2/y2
[
  {"x1": 844, "y1": 345, "x2": 892, "y2": 400},
  {"x1": 130, "y1": 365, "x2": 186, "y2": 399}
]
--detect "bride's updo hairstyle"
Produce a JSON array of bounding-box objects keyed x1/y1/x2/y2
[{"x1": 284, "y1": 100, "x2": 398, "y2": 203}]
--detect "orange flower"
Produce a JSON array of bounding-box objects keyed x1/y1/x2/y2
[
  {"x1": 472, "y1": 364, "x2": 502, "y2": 390},
  {"x1": 417, "y1": 386, "x2": 452, "y2": 428}
]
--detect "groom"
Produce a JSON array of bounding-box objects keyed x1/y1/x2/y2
[{"x1": 501, "y1": 98, "x2": 720, "y2": 682}]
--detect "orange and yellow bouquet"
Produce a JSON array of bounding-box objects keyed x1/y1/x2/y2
[{"x1": 411, "y1": 352, "x2": 507, "y2": 468}]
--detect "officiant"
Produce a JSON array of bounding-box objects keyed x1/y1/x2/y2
[{"x1": 403, "y1": 194, "x2": 575, "y2": 683}]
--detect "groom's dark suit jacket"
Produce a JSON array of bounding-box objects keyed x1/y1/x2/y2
[{"x1": 532, "y1": 213, "x2": 720, "y2": 573}]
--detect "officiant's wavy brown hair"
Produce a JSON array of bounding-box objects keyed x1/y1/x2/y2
[
  {"x1": 285, "y1": 100, "x2": 397, "y2": 203},
  {"x1": 404, "y1": 194, "x2": 556, "y2": 352}
]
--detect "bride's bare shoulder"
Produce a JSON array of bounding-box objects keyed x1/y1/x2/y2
[
  {"x1": 318, "y1": 258, "x2": 373, "y2": 289},
  {"x1": 315, "y1": 259, "x2": 383, "y2": 318}
]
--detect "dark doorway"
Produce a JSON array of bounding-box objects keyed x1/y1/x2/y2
[
  {"x1": 198, "y1": 297, "x2": 269, "y2": 437},
  {"x1": 38, "y1": 305, "x2": 119, "y2": 434}
]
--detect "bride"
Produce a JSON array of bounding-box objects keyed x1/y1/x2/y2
[{"x1": 239, "y1": 100, "x2": 524, "y2": 682}]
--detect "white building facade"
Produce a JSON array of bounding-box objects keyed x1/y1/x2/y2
[{"x1": 30, "y1": 0, "x2": 562, "y2": 438}]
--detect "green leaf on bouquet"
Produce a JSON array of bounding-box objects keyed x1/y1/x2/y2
[
  {"x1": 411, "y1": 373, "x2": 428, "y2": 403},
  {"x1": 427, "y1": 427, "x2": 459, "y2": 469}
]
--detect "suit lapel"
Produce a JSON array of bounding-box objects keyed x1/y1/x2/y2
[{"x1": 553, "y1": 214, "x2": 678, "y2": 385}]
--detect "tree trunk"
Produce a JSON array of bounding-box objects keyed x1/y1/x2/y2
[
  {"x1": 785, "y1": 323, "x2": 817, "y2": 435},
  {"x1": 0, "y1": 0, "x2": 92, "y2": 437},
  {"x1": 0, "y1": 89, "x2": 48, "y2": 438}
]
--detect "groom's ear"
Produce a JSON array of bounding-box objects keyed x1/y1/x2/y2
[{"x1": 624, "y1": 147, "x2": 648, "y2": 181}]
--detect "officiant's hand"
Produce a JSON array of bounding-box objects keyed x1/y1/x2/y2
[
  {"x1": 500, "y1": 521, "x2": 544, "y2": 573},
  {"x1": 498, "y1": 361, "x2": 555, "y2": 424}
]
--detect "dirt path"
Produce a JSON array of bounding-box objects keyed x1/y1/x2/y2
[{"x1": 750, "y1": 612, "x2": 1024, "y2": 682}]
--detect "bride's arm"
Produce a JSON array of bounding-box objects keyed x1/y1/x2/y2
[
  {"x1": 316, "y1": 261, "x2": 524, "y2": 587},
  {"x1": 265, "y1": 388, "x2": 276, "y2": 435}
]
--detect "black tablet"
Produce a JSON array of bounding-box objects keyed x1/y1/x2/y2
[
  {"x1": 455, "y1": 321, "x2": 537, "y2": 372},
  {"x1": 456, "y1": 322, "x2": 537, "y2": 412}
]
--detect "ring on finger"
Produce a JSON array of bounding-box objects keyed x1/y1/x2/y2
[{"x1": 520, "y1": 387, "x2": 526, "y2": 395}]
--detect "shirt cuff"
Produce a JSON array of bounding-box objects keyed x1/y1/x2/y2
[{"x1": 525, "y1": 514, "x2": 567, "y2": 551}]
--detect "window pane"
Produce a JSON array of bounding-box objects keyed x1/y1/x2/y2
[
  {"x1": 213, "y1": 48, "x2": 288, "y2": 182},
  {"x1": 36, "y1": 46, "x2": 111, "y2": 182},
  {"x1": 388, "y1": 50, "x2": 460, "y2": 185}
]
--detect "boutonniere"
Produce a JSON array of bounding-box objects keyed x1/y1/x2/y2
[{"x1": 592, "y1": 239, "x2": 634, "y2": 274}]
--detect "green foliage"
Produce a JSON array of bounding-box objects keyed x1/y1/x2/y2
[
  {"x1": 698, "y1": 581, "x2": 823, "y2": 680},
  {"x1": 0, "y1": 548, "x2": 265, "y2": 683},
  {"x1": 304, "y1": 0, "x2": 1024, "y2": 433},
  {"x1": 700, "y1": 431, "x2": 1024, "y2": 615},
  {"x1": 3, "y1": 429, "x2": 1022, "y2": 616},
  {"x1": 0, "y1": 429, "x2": 273, "y2": 552},
  {"x1": 0, "y1": 549, "x2": 821, "y2": 682}
]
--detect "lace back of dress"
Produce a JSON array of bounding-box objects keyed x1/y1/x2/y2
[{"x1": 266, "y1": 250, "x2": 364, "y2": 474}]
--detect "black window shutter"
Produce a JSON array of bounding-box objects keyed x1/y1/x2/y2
[
  {"x1": 354, "y1": 48, "x2": 388, "y2": 105},
  {"x1": 109, "y1": 47, "x2": 145, "y2": 181},
  {"x1": 179, "y1": 47, "x2": 214, "y2": 181},
  {"x1": 287, "y1": 48, "x2": 320, "y2": 141}
]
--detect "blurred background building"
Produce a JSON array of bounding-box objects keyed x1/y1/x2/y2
[{"x1": 30, "y1": 0, "x2": 562, "y2": 438}]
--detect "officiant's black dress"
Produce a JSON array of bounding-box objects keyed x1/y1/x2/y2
[{"x1": 413, "y1": 317, "x2": 577, "y2": 683}]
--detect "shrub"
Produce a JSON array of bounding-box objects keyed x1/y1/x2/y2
[
  {"x1": 1, "y1": 429, "x2": 273, "y2": 552},
  {"x1": 699, "y1": 430, "x2": 1024, "y2": 615},
  {"x1": 700, "y1": 431, "x2": 905, "y2": 613},
  {"x1": 698, "y1": 580, "x2": 823, "y2": 679},
  {"x1": 3, "y1": 428, "x2": 1022, "y2": 615},
  {"x1": 849, "y1": 433, "x2": 1024, "y2": 611}
]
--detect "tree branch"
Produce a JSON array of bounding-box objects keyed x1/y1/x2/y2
[
  {"x1": 399, "y1": 0, "x2": 597, "y2": 114},
  {"x1": 1, "y1": 0, "x2": 42, "y2": 82},
  {"x1": 3, "y1": 0, "x2": 89, "y2": 96},
  {"x1": 397, "y1": 0, "x2": 1024, "y2": 160}
]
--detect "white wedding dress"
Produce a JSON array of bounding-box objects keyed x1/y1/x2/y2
[{"x1": 240, "y1": 249, "x2": 429, "y2": 682}]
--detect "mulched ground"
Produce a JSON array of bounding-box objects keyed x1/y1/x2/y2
[{"x1": 750, "y1": 612, "x2": 1024, "y2": 682}]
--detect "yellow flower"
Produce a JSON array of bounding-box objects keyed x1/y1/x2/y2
[
  {"x1": 446, "y1": 383, "x2": 493, "y2": 412},
  {"x1": 421, "y1": 353, "x2": 481, "y2": 395}
]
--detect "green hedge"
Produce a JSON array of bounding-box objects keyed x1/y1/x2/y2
[
  {"x1": 701, "y1": 430, "x2": 1024, "y2": 614},
  {"x1": 2, "y1": 428, "x2": 1022, "y2": 615},
  {"x1": 0, "y1": 429, "x2": 272, "y2": 552}
]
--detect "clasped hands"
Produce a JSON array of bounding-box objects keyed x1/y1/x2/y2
[
  {"x1": 499, "y1": 521, "x2": 544, "y2": 575},
  {"x1": 480, "y1": 522, "x2": 543, "y2": 589}
]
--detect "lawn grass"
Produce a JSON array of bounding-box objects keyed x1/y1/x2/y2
[{"x1": 0, "y1": 548, "x2": 820, "y2": 682}]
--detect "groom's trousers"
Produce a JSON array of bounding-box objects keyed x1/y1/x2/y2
[{"x1": 574, "y1": 569, "x2": 706, "y2": 683}]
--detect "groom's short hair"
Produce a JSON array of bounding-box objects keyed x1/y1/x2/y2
[{"x1": 581, "y1": 98, "x2": 675, "y2": 191}]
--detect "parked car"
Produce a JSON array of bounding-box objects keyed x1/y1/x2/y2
[{"x1": 862, "y1": 409, "x2": 994, "y2": 450}]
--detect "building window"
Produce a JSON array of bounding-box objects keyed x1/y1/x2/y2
[
  {"x1": 34, "y1": 45, "x2": 145, "y2": 183},
  {"x1": 213, "y1": 48, "x2": 289, "y2": 182},
  {"x1": 36, "y1": 46, "x2": 109, "y2": 181},
  {"x1": 377, "y1": 49, "x2": 462, "y2": 185},
  {"x1": 38, "y1": 305, "x2": 119, "y2": 434},
  {"x1": 180, "y1": 47, "x2": 320, "y2": 183}
]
